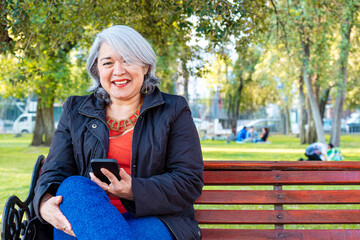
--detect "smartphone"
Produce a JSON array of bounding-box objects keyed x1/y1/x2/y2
[{"x1": 90, "y1": 159, "x2": 121, "y2": 184}]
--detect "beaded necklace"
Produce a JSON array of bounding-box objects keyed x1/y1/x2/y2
[{"x1": 106, "y1": 104, "x2": 141, "y2": 136}]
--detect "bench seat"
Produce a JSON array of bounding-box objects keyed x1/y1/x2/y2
[{"x1": 196, "y1": 161, "x2": 360, "y2": 240}]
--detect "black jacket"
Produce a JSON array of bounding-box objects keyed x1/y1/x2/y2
[{"x1": 33, "y1": 87, "x2": 204, "y2": 239}]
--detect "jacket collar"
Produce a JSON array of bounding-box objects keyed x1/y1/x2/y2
[
  {"x1": 78, "y1": 87, "x2": 165, "y2": 119},
  {"x1": 140, "y1": 87, "x2": 165, "y2": 115},
  {"x1": 78, "y1": 93, "x2": 107, "y2": 121}
]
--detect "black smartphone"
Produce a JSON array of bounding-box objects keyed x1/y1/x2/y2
[{"x1": 90, "y1": 159, "x2": 121, "y2": 184}]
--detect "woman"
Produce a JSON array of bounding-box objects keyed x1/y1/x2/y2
[
  {"x1": 33, "y1": 25, "x2": 204, "y2": 240},
  {"x1": 260, "y1": 127, "x2": 269, "y2": 142}
]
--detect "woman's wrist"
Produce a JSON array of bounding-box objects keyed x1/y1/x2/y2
[{"x1": 39, "y1": 193, "x2": 54, "y2": 214}]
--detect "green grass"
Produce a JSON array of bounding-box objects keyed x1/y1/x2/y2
[
  {"x1": 0, "y1": 134, "x2": 49, "y2": 224},
  {"x1": 202, "y1": 134, "x2": 360, "y2": 160},
  {"x1": 1, "y1": 133, "x2": 360, "y2": 229}
]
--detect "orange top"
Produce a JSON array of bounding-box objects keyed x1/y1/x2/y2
[{"x1": 107, "y1": 129, "x2": 133, "y2": 214}]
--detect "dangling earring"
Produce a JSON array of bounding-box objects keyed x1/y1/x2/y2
[{"x1": 144, "y1": 75, "x2": 148, "y2": 94}]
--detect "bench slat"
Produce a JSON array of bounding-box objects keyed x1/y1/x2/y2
[
  {"x1": 201, "y1": 229, "x2": 360, "y2": 240},
  {"x1": 196, "y1": 190, "x2": 360, "y2": 204},
  {"x1": 204, "y1": 171, "x2": 360, "y2": 185},
  {"x1": 195, "y1": 209, "x2": 360, "y2": 224},
  {"x1": 204, "y1": 161, "x2": 360, "y2": 171}
]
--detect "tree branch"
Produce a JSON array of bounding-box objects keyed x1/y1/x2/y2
[{"x1": 270, "y1": 0, "x2": 289, "y2": 50}]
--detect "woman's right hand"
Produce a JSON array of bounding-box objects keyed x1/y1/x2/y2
[{"x1": 39, "y1": 193, "x2": 76, "y2": 237}]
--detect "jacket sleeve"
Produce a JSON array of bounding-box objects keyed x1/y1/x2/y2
[
  {"x1": 33, "y1": 97, "x2": 78, "y2": 223},
  {"x1": 126, "y1": 97, "x2": 204, "y2": 217}
]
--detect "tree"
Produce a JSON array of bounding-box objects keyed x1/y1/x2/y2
[
  {"x1": 345, "y1": 28, "x2": 360, "y2": 110},
  {"x1": 2, "y1": 1, "x2": 98, "y2": 145},
  {"x1": 225, "y1": 46, "x2": 278, "y2": 135},
  {"x1": 268, "y1": 0, "x2": 343, "y2": 144},
  {"x1": 330, "y1": 0, "x2": 359, "y2": 147},
  {"x1": 202, "y1": 46, "x2": 278, "y2": 135},
  {"x1": 192, "y1": 0, "x2": 271, "y2": 132},
  {"x1": 252, "y1": 45, "x2": 300, "y2": 136}
]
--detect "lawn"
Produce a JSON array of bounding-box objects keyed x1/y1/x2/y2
[
  {"x1": 201, "y1": 134, "x2": 360, "y2": 161},
  {"x1": 1, "y1": 133, "x2": 359, "y2": 227}
]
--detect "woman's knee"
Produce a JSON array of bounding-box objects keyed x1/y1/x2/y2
[{"x1": 56, "y1": 176, "x2": 108, "y2": 202}]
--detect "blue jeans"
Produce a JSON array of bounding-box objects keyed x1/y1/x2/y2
[{"x1": 53, "y1": 176, "x2": 175, "y2": 240}]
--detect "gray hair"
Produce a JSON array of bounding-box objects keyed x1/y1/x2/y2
[{"x1": 86, "y1": 25, "x2": 159, "y2": 103}]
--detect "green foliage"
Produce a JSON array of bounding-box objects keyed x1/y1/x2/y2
[
  {"x1": 346, "y1": 28, "x2": 360, "y2": 109},
  {"x1": 230, "y1": 46, "x2": 278, "y2": 112},
  {"x1": 1, "y1": 0, "x2": 210, "y2": 98},
  {"x1": 192, "y1": 0, "x2": 270, "y2": 49},
  {"x1": 266, "y1": 0, "x2": 360, "y2": 111},
  {"x1": 0, "y1": 1, "x2": 209, "y2": 144},
  {"x1": 1, "y1": 0, "x2": 360, "y2": 145}
]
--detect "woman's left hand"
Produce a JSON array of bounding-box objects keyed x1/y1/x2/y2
[{"x1": 90, "y1": 168, "x2": 134, "y2": 201}]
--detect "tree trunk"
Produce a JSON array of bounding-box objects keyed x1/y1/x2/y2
[
  {"x1": 330, "y1": 3, "x2": 354, "y2": 147},
  {"x1": 305, "y1": 102, "x2": 317, "y2": 144},
  {"x1": 285, "y1": 107, "x2": 290, "y2": 135},
  {"x1": 227, "y1": 71, "x2": 244, "y2": 135},
  {"x1": 319, "y1": 87, "x2": 330, "y2": 120},
  {"x1": 299, "y1": 74, "x2": 307, "y2": 144},
  {"x1": 280, "y1": 106, "x2": 290, "y2": 135},
  {"x1": 31, "y1": 95, "x2": 54, "y2": 146},
  {"x1": 308, "y1": 119, "x2": 317, "y2": 143},
  {"x1": 31, "y1": 97, "x2": 45, "y2": 146},
  {"x1": 300, "y1": 29, "x2": 326, "y2": 143},
  {"x1": 181, "y1": 58, "x2": 189, "y2": 101}
]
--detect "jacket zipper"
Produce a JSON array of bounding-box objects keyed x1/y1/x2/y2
[
  {"x1": 131, "y1": 102, "x2": 179, "y2": 240},
  {"x1": 157, "y1": 216, "x2": 179, "y2": 240},
  {"x1": 130, "y1": 102, "x2": 163, "y2": 176}
]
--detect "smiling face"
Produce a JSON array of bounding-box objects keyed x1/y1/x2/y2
[{"x1": 97, "y1": 42, "x2": 149, "y2": 104}]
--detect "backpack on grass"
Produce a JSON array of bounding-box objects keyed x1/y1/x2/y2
[{"x1": 327, "y1": 148, "x2": 344, "y2": 161}]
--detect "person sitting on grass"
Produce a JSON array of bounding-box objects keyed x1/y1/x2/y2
[
  {"x1": 298, "y1": 142, "x2": 334, "y2": 161},
  {"x1": 259, "y1": 127, "x2": 270, "y2": 142},
  {"x1": 245, "y1": 126, "x2": 259, "y2": 143},
  {"x1": 236, "y1": 126, "x2": 247, "y2": 142}
]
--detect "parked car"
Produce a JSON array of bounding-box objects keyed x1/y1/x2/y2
[
  {"x1": 193, "y1": 118, "x2": 213, "y2": 134},
  {"x1": 13, "y1": 113, "x2": 61, "y2": 134},
  {"x1": 12, "y1": 113, "x2": 36, "y2": 133}
]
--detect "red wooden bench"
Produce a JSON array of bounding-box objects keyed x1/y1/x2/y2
[
  {"x1": 2, "y1": 156, "x2": 360, "y2": 239},
  {"x1": 196, "y1": 161, "x2": 360, "y2": 240}
]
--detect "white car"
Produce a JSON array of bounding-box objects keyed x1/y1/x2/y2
[
  {"x1": 193, "y1": 118, "x2": 213, "y2": 134},
  {"x1": 12, "y1": 113, "x2": 36, "y2": 133}
]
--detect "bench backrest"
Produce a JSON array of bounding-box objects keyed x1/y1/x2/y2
[{"x1": 195, "y1": 161, "x2": 360, "y2": 240}]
